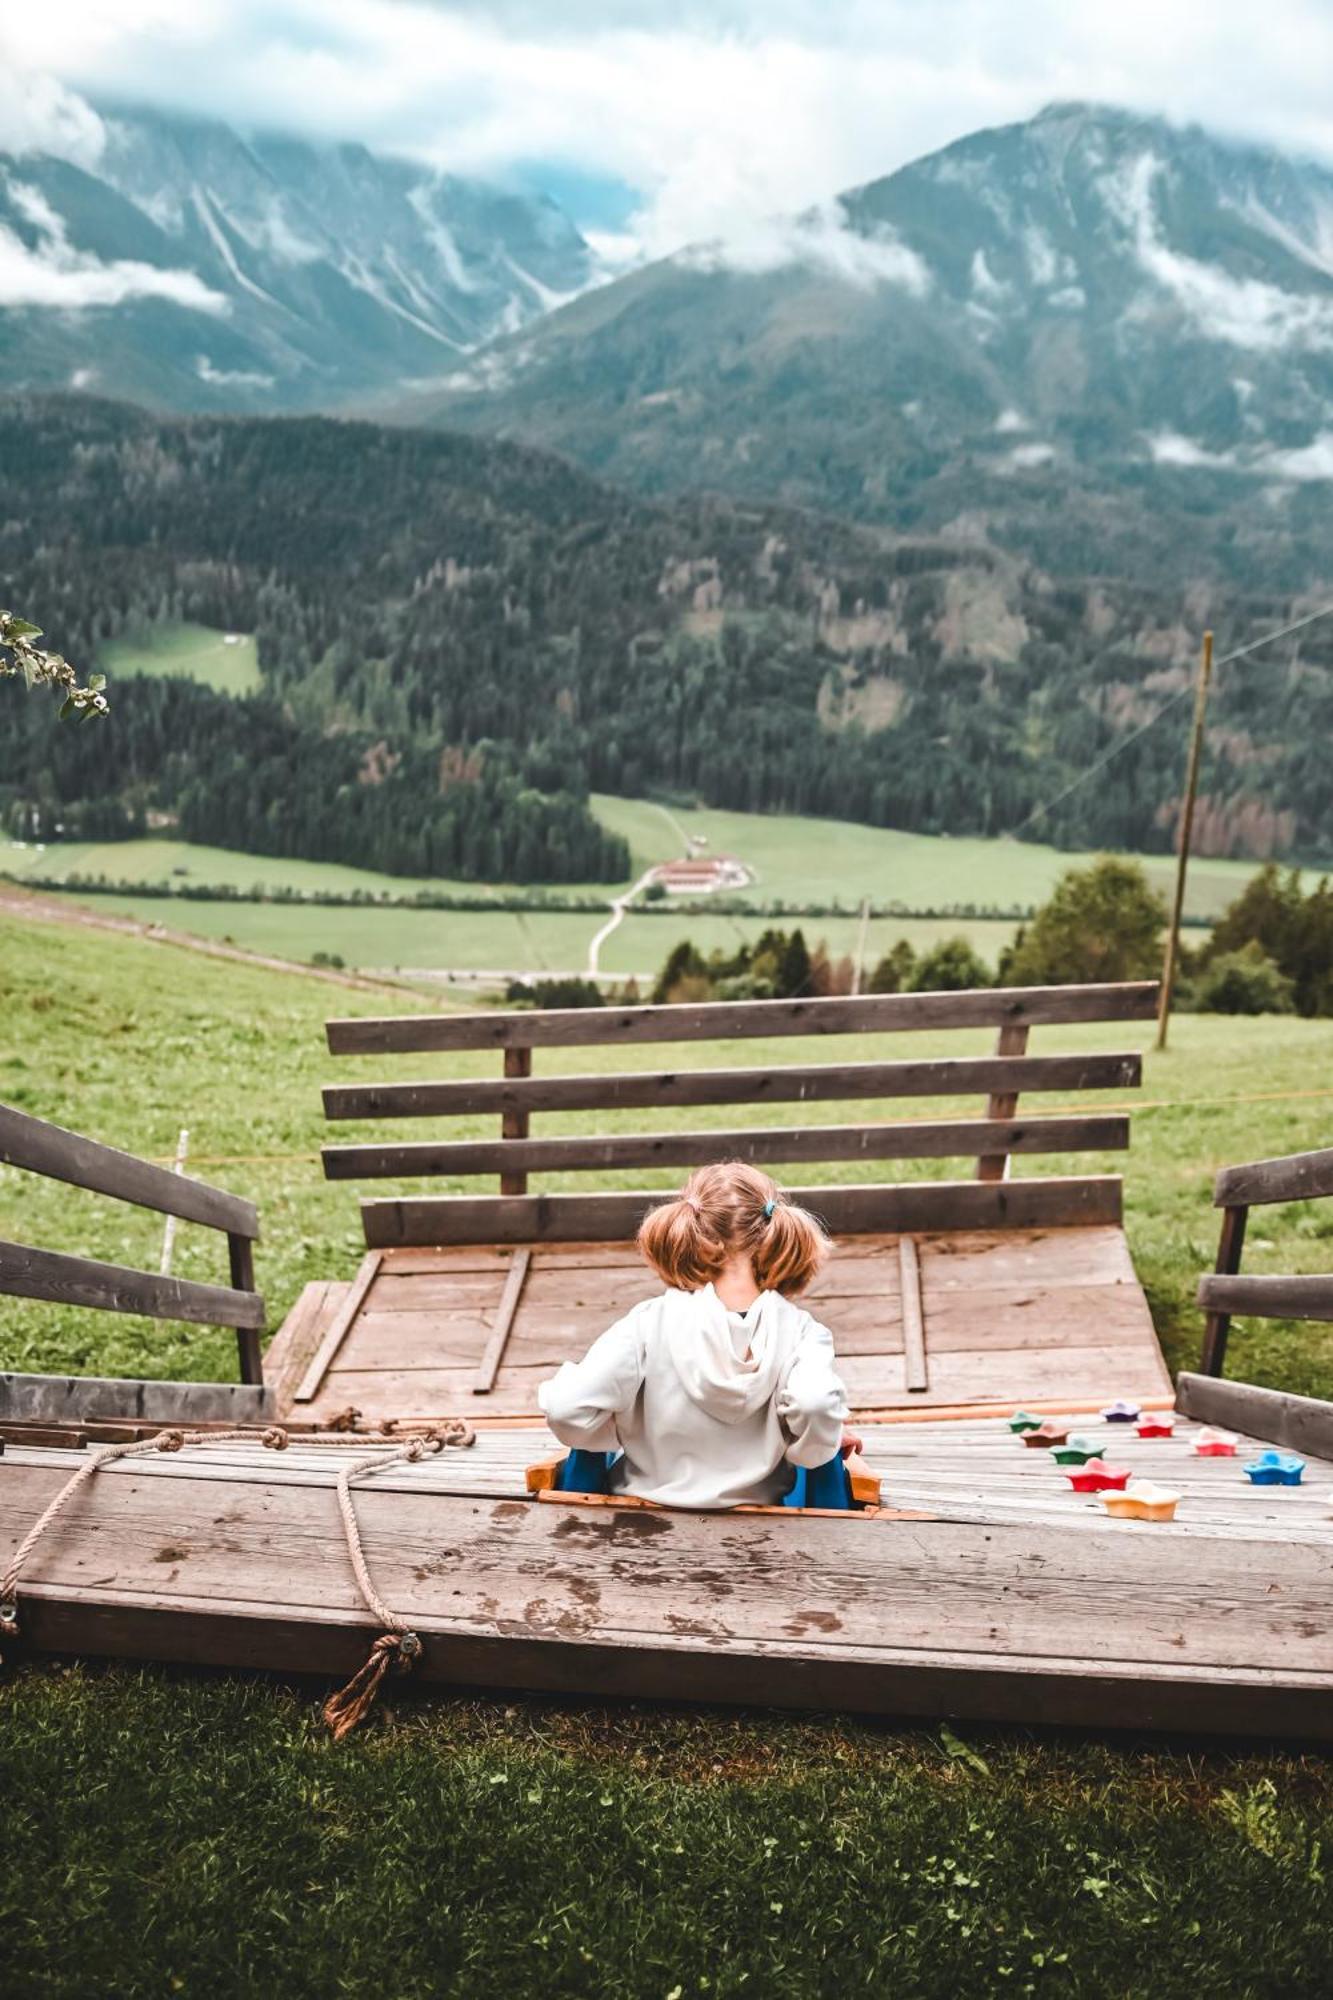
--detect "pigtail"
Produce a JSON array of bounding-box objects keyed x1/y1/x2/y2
[
  {"x1": 638, "y1": 1193, "x2": 727, "y2": 1290},
  {"x1": 752, "y1": 1198, "x2": 830, "y2": 1295}
]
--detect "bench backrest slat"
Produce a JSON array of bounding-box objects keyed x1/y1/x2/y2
[
  {"x1": 323, "y1": 1050, "x2": 1141, "y2": 1123},
  {"x1": 362, "y1": 1175, "x2": 1125, "y2": 1248},
  {"x1": 322, "y1": 1112, "x2": 1130, "y2": 1180},
  {"x1": 327, "y1": 981, "x2": 1158, "y2": 1055}
]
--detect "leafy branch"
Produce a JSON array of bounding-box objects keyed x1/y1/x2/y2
[{"x1": 1, "y1": 610, "x2": 108, "y2": 720}]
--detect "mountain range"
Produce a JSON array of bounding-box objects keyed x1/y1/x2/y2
[
  {"x1": 0, "y1": 101, "x2": 593, "y2": 411},
  {"x1": 410, "y1": 100, "x2": 1333, "y2": 584},
  {"x1": 6, "y1": 99, "x2": 1333, "y2": 586}
]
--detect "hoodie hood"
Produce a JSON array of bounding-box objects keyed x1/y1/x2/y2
[{"x1": 663, "y1": 1284, "x2": 798, "y2": 1423}]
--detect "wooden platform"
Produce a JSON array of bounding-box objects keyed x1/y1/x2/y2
[
  {"x1": 266, "y1": 1226, "x2": 1173, "y2": 1426},
  {"x1": 4, "y1": 1400, "x2": 1330, "y2": 1739}
]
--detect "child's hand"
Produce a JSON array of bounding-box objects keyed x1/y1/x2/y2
[{"x1": 839, "y1": 1428, "x2": 864, "y2": 1459}]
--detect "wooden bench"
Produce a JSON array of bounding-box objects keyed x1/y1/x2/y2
[
  {"x1": 0, "y1": 1103, "x2": 266, "y2": 1390},
  {"x1": 1197, "y1": 1145, "x2": 1333, "y2": 1377},
  {"x1": 271, "y1": 982, "x2": 1172, "y2": 1424}
]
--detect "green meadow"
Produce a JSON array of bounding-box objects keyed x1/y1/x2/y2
[
  {"x1": 100, "y1": 620, "x2": 263, "y2": 695},
  {"x1": 590, "y1": 794, "x2": 1304, "y2": 921},
  {"x1": 2, "y1": 907, "x2": 1332, "y2": 1996},
  {"x1": 4, "y1": 780, "x2": 1304, "y2": 982}
]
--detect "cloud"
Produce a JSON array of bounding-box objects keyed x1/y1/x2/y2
[
  {"x1": 0, "y1": 174, "x2": 228, "y2": 312},
  {"x1": 1112, "y1": 151, "x2": 1333, "y2": 351},
  {"x1": 3, "y1": 71, "x2": 107, "y2": 170},
  {"x1": 196, "y1": 355, "x2": 275, "y2": 388},
  {"x1": 680, "y1": 202, "x2": 930, "y2": 291},
  {"x1": 1145, "y1": 428, "x2": 1333, "y2": 479},
  {"x1": 1005, "y1": 441, "x2": 1057, "y2": 467},
  {"x1": 10, "y1": 1, "x2": 1333, "y2": 263},
  {"x1": 1148, "y1": 430, "x2": 1238, "y2": 468},
  {"x1": 1259, "y1": 432, "x2": 1333, "y2": 479}
]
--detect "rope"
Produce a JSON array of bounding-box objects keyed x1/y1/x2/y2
[{"x1": 0, "y1": 1419, "x2": 476, "y2": 1736}]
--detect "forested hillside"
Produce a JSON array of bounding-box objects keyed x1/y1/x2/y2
[{"x1": 3, "y1": 395, "x2": 1331, "y2": 874}]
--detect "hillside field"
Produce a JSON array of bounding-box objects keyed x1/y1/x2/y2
[
  {"x1": 2, "y1": 790, "x2": 1306, "y2": 982},
  {"x1": 6, "y1": 797, "x2": 1299, "y2": 920},
  {"x1": 590, "y1": 796, "x2": 1291, "y2": 921},
  {"x1": 0, "y1": 888, "x2": 1019, "y2": 978},
  {"x1": 2, "y1": 906, "x2": 1332, "y2": 1996},
  {"x1": 100, "y1": 620, "x2": 262, "y2": 695}
]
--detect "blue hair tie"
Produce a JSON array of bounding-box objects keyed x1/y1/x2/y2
[{"x1": 763, "y1": 1198, "x2": 776, "y2": 1219}]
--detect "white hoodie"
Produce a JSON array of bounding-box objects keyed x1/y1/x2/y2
[{"x1": 537, "y1": 1285, "x2": 848, "y2": 1510}]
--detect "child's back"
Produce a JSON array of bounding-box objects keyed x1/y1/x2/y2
[{"x1": 538, "y1": 1163, "x2": 848, "y2": 1509}]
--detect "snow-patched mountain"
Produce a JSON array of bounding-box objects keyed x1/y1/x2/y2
[
  {"x1": 415, "y1": 102, "x2": 1333, "y2": 558},
  {"x1": 0, "y1": 102, "x2": 593, "y2": 411}
]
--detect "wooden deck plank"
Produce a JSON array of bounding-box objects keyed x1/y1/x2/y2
[
  {"x1": 292, "y1": 1252, "x2": 382, "y2": 1404},
  {"x1": 473, "y1": 1249, "x2": 532, "y2": 1395},
  {"x1": 4, "y1": 1452, "x2": 1331, "y2": 1696}
]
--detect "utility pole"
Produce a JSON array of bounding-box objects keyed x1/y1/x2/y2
[{"x1": 1156, "y1": 630, "x2": 1214, "y2": 1050}]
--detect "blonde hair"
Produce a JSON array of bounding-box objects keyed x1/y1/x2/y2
[{"x1": 637, "y1": 1161, "x2": 830, "y2": 1296}]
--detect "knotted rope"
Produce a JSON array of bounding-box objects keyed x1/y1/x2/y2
[{"x1": 1, "y1": 1419, "x2": 476, "y2": 1735}]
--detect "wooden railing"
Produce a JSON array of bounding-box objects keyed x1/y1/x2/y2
[
  {"x1": 322, "y1": 982, "x2": 1157, "y2": 1248},
  {"x1": 1197, "y1": 1145, "x2": 1333, "y2": 1376},
  {"x1": 0, "y1": 1104, "x2": 265, "y2": 1384}
]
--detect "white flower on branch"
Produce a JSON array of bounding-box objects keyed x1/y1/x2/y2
[{"x1": 0, "y1": 610, "x2": 108, "y2": 720}]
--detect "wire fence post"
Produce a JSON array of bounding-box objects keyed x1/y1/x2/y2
[
  {"x1": 158, "y1": 1128, "x2": 190, "y2": 1276},
  {"x1": 1156, "y1": 630, "x2": 1214, "y2": 1052}
]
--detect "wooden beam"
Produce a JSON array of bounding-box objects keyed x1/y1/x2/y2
[
  {"x1": 500, "y1": 1047, "x2": 531, "y2": 1196},
  {"x1": 228, "y1": 1234, "x2": 263, "y2": 1386},
  {"x1": 0, "y1": 1239, "x2": 264, "y2": 1330},
  {"x1": 1176, "y1": 1372, "x2": 1333, "y2": 1461},
  {"x1": 0, "y1": 1103, "x2": 258, "y2": 1238},
  {"x1": 898, "y1": 1236, "x2": 928, "y2": 1393},
  {"x1": 0, "y1": 1372, "x2": 273, "y2": 1424},
  {"x1": 293, "y1": 1252, "x2": 382, "y2": 1403},
  {"x1": 473, "y1": 1249, "x2": 532, "y2": 1394},
  {"x1": 323, "y1": 1051, "x2": 1143, "y2": 1123},
  {"x1": 321, "y1": 1114, "x2": 1131, "y2": 1180},
  {"x1": 1195, "y1": 1272, "x2": 1333, "y2": 1324},
  {"x1": 1199, "y1": 1204, "x2": 1247, "y2": 1377},
  {"x1": 361, "y1": 1175, "x2": 1124, "y2": 1248},
  {"x1": 1213, "y1": 1147, "x2": 1333, "y2": 1210},
  {"x1": 325, "y1": 983, "x2": 1161, "y2": 1055},
  {"x1": 976, "y1": 1022, "x2": 1029, "y2": 1182}
]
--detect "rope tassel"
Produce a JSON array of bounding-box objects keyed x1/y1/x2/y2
[
  {"x1": 323, "y1": 1629, "x2": 422, "y2": 1740},
  {"x1": 1, "y1": 1420, "x2": 472, "y2": 1730}
]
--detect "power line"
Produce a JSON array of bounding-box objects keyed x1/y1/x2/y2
[{"x1": 1007, "y1": 597, "x2": 1333, "y2": 841}]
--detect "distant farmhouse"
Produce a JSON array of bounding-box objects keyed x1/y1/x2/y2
[{"x1": 650, "y1": 854, "x2": 752, "y2": 895}]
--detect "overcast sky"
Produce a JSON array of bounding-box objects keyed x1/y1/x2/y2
[{"x1": 9, "y1": 1, "x2": 1333, "y2": 259}]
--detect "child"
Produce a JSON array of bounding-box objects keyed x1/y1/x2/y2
[{"x1": 537, "y1": 1161, "x2": 849, "y2": 1509}]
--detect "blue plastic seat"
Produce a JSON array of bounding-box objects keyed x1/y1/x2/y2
[{"x1": 554, "y1": 1448, "x2": 854, "y2": 1509}]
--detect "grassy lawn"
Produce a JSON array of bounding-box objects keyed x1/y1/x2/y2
[
  {"x1": 1, "y1": 885, "x2": 1021, "y2": 977},
  {"x1": 2, "y1": 908, "x2": 1331, "y2": 1995},
  {"x1": 100, "y1": 620, "x2": 263, "y2": 695}
]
